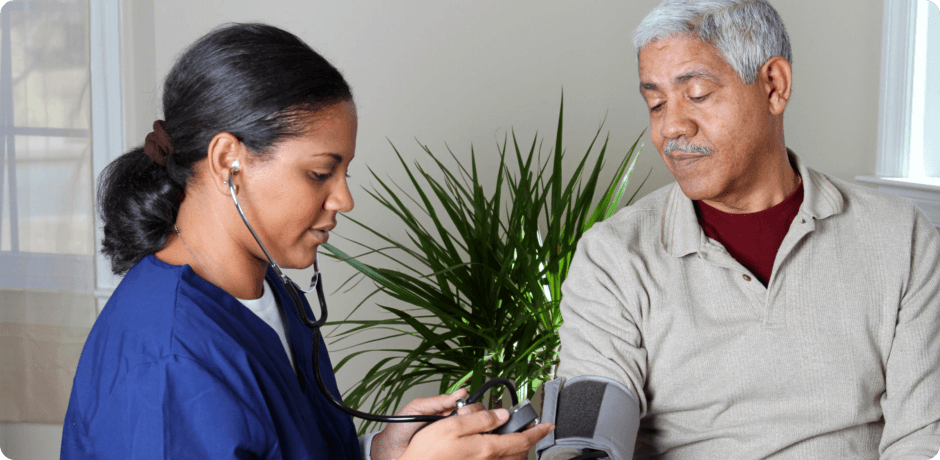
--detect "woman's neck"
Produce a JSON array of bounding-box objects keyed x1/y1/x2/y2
[{"x1": 156, "y1": 192, "x2": 267, "y2": 299}]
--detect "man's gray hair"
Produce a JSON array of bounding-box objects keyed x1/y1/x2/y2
[{"x1": 633, "y1": 0, "x2": 792, "y2": 84}]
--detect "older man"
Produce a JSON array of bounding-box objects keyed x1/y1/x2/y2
[{"x1": 537, "y1": 0, "x2": 940, "y2": 459}]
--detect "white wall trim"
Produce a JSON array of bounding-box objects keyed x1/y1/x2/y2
[
  {"x1": 89, "y1": 0, "x2": 124, "y2": 312},
  {"x1": 857, "y1": 175, "x2": 940, "y2": 226},
  {"x1": 863, "y1": 0, "x2": 940, "y2": 226},
  {"x1": 0, "y1": 253, "x2": 94, "y2": 291},
  {"x1": 876, "y1": 0, "x2": 918, "y2": 177}
]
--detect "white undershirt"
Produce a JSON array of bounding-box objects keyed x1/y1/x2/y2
[
  {"x1": 236, "y1": 279, "x2": 295, "y2": 372},
  {"x1": 239, "y1": 281, "x2": 376, "y2": 459}
]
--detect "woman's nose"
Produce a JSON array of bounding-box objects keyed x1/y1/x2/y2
[{"x1": 325, "y1": 177, "x2": 354, "y2": 213}]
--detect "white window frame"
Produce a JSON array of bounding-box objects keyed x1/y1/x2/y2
[
  {"x1": 90, "y1": 0, "x2": 124, "y2": 312},
  {"x1": 856, "y1": 0, "x2": 940, "y2": 226},
  {"x1": 0, "y1": 0, "x2": 123, "y2": 309},
  {"x1": 0, "y1": 1, "x2": 107, "y2": 294}
]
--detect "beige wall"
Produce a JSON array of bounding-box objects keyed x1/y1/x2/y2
[
  {"x1": 0, "y1": 1, "x2": 887, "y2": 458},
  {"x1": 137, "y1": 0, "x2": 885, "y2": 426},
  {"x1": 138, "y1": 0, "x2": 885, "y2": 189}
]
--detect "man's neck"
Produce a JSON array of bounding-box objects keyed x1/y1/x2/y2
[{"x1": 700, "y1": 152, "x2": 800, "y2": 214}]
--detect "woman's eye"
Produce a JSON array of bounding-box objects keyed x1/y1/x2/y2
[{"x1": 310, "y1": 171, "x2": 333, "y2": 182}]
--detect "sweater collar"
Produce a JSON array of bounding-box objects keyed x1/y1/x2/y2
[{"x1": 661, "y1": 149, "x2": 844, "y2": 258}]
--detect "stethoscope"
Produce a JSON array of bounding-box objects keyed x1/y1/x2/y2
[{"x1": 226, "y1": 161, "x2": 537, "y2": 431}]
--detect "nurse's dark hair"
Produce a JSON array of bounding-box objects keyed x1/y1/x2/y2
[{"x1": 98, "y1": 23, "x2": 353, "y2": 275}]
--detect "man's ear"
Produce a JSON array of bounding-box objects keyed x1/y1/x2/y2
[
  {"x1": 761, "y1": 56, "x2": 792, "y2": 116},
  {"x1": 205, "y1": 132, "x2": 245, "y2": 196}
]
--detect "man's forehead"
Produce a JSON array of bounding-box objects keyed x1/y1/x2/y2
[{"x1": 638, "y1": 37, "x2": 732, "y2": 91}]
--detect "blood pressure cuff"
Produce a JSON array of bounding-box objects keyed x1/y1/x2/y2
[{"x1": 535, "y1": 375, "x2": 640, "y2": 460}]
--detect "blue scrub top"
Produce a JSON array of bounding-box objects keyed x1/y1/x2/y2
[{"x1": 61, "y1": 254, "x2": 361, "y2": 459}]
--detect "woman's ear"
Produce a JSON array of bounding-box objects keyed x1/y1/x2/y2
[
  {"x1": 206, "y1": 132, "x2": 245, "y2": 196},
  {"x1": 761, "y1": 56, "x2": 792, "y2": 116}
]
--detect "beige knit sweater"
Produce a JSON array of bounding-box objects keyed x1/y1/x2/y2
[{"x1": 557, "y1": 153, "x2": 940, "y2": 459}]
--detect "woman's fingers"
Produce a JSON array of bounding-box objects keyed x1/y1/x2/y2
[
  {"x1": 456, "y1": 408, "x2": 510, "y2": 434},
  {"x1": 373, "y1": 389, "x2": 472, "y2": 459},
  {"x1": 450, "y1": 412, "x2": 555, "y2": 459},
  {"x1": 398, "y1": 388, "x2": 468, "y2": 416},
  {"x1": 456, "y1": 402, "x2": 486, "y2": 416},
  {"x1": 401, "y1": 408, "x2": 555, "y2": 460},
  {"x1": 514, "y1": 422, "x2": 555, "y2": 453},
  {"x1": 479, "y1": 422, "x2": 557, "y2": 460}
]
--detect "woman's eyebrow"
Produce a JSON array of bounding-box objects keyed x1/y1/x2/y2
[{"x1": 309, "y1": 153, "x2": 343, "y2": 163}]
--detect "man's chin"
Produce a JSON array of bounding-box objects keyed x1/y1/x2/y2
[{"x1": 674, "y1": 180, "x2": 718, "y2": 202}]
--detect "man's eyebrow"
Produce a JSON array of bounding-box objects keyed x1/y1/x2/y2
[
  {"x1": 673, "y1": 69, "x2": 722, "y2": 86},
  {"x1": 640, "y1": 69, "x2": 723, "y2": 93}
]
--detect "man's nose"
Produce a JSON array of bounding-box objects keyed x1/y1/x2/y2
[{"x1": 659, "y1": 101, "x2": 698, "y2": 141}]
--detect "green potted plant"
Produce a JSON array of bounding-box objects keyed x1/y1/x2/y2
[{"x1": 323, "y1": 98, "x2": 647, "y2": 434}]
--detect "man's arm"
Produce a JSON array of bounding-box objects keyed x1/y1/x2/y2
[
  {"x1": 555, "y1": 223, "x2": 649, "y2": 414},
  {"x1": 538, "y1": 224, "x2": 649, "y2": 459},
  {"x1": 880, "y1": 208, "x2": 940, "y2": 459},
  {"x1": 536, "y1": 376, "x2": 640, "y2": 460}
]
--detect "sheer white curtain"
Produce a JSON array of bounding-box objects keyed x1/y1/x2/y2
[{"x1": 0, "y1": 0, "x2": 96, "y2": 424}]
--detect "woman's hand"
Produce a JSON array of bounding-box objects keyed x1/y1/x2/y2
[
  {"x1": 398, "y1": 407, "x2": 554, "y2": 460},
  {"x1": 371, "y1": 389, "x2": 554, "y2": 460},
  {"x1": 371, "y1": 389, "x2": 475, "y2": 459}
]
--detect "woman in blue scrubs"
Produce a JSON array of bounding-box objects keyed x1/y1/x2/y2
[{"x1": 61, "y1": 23, "x2": 552, "y2": 460}]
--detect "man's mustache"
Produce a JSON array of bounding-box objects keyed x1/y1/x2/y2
[{"x1": 664, "y1": 139, "x2": 713, "y2": 156}]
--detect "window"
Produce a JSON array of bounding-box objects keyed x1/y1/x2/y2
[
  {"x1": 0, "y1": 0, "x2": 97, "y2": 425},
  {"x1": 0, "y1": 0, "x2": 122, "y2": 425},
  {"x1": 857, "y1": 0, "x2": 940, "y2": 226},
  {"x1": 0, "y1": 1, "x2": 93, "y2": 292}
]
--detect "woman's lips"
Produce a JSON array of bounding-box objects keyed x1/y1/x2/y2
[{"x1": 308, "y1": 228, "x2": 330, "y2": 244}]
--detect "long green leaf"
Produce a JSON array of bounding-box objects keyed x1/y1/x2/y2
[{"x1": 327, "y1": 96, "x2": 648, "y2": 434}]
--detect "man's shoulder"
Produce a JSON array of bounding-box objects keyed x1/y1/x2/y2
[
  {"x1": 811, "y1": 169, "x2": 922, "y2": 223},
  {"x1": 602, "y1": 182, "x2": 673, "y2": 227},
  {"x1": 573, "y1": 183, "x2": 677, "y2": 261}
]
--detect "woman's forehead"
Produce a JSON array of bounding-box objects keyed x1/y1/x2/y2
[{"x1": 274, "y1": 104, "x2": 357, "y2": 163}]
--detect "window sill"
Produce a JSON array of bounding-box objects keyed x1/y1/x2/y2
[{"x1": 856, "y1": 175, "x2": 940, "y2": 227}]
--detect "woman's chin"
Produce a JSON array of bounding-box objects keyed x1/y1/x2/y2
[{"x1": 281, "y1": 246, "x2": 320, "y2": 271}]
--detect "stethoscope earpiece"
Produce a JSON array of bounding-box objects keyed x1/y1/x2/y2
[{"x1": 225, "y1": 161, "x2": 241, "y2": 190}]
